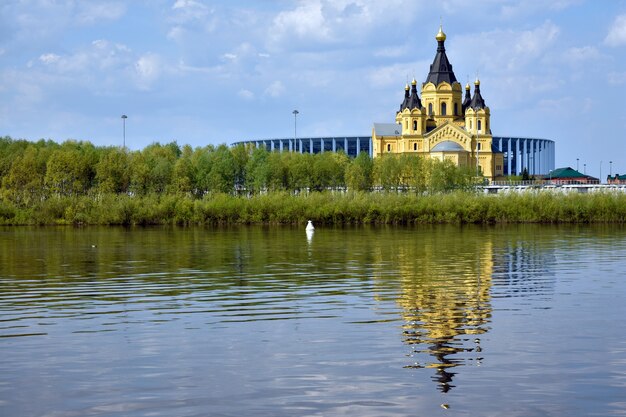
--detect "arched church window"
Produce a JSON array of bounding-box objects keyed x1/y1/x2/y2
[
  {"x1": 478, "y1": 120, "x2": 482, "y2": 132},
  {"x1": 441, "y1": 102, "x2": 447, "y2": 116},
  {"x1": 454, "y1": 103, "x2": 458, "y2": 116},
  {"x1": 428, "y1": 103, "x2": 433, "y2": 115},
  {"x1": 413, "y1": 143, "x2": 417, "y2": 151},
  {"x1": 469, "y1": 119, "x2": 472, "y2": 129},
  {"x1": 413, "y1": 120, "x2": 417, "y2": 131},
  {"x1": 387, "y1": 143, "x2": 391, "y2": 152}
]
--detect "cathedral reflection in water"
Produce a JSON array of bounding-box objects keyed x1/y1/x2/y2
[{"x1": 372, "y1": 227, "x2": 557, "y2": 393}]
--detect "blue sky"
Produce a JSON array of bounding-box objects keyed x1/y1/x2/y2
[{"x1": 1, "y1": 0, "x2": 625, "y2": 176}]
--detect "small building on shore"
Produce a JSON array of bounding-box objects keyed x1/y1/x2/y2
[
  {"x1": 545, "y1": 167, "x2": 599, "y2": 184},
  {"x1": 607, "y1": 174, "x2": 626, "y2": 185}
]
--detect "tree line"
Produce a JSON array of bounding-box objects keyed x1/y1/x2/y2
[{"x1": 0, "y1": 136, "x2": 477, "y2": 207}]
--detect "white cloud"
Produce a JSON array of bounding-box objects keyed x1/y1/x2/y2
[
  {"x1": 537, "y1": 96, "x2": 588, "y2": 114},
  {"x1": 514, "y1": 21, "x2": 559, "y2": 57},
  {"x1": 177, "y1": 60, "x2": 219, "y2": 74},
  {"x1": 450, "y1": 21, "x2": 560, "y2": 73},
  {"x1": 76, "y1": 2, "x2": 126, "y2": 25},
  {"x1": 238, "y1": 89, "x2": 254, "y2": 100},
  {"x1": 605, "y1": 14, "x2": 626, "y2": 46},
  {"x1": 439, "y1": 0, "x2": 580, "y2": 20},
  {"x1": 36, "y1": 41, "x2": 133, "y2": 75},
  {"x1": 271, "y1": 1, "x2": 331, "y2": 44},
  {"x1": 0, "y1": 69, "x2": 56, "y2": 112},
  {"x1": 264, "y1": 80, "x2": 285, "y2": 97},
  {"x1": 500, "y1": 0, "x2": 581, "y2": 19},
  {"x1": 219, "y1": 43, "x2": 256, "y2": 65},
  {"x1": 171, "y1": 0, "x2": 212, "y2": 23},
  {"x1": 373, "y1": 45, "x2": 410, "y2": 59},
  {"x1": 561, "y1": 46, "x2": 602, "y2": 65},
  {"x1": 167, "y1": 26, "x2": 186, "y2": 41},
  {"x1": 267, "y1": 0, "x2": 420, "y2": 50},
  {"x1": 39, "y1": 53, "x2": 61, "y2": 65},
  {"x1": 134, "y1": 53, "x2": 162, "y2": 90},
  {"x1": 367, "y1": 61, "x2": 430, "y2": 88},
  {"x1": 608, "y1": 71, "x2": 626, "y2": 85}
]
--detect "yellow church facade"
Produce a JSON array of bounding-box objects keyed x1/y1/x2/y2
[{"x1": 372, "y1": 27, "x2": 504, "y2": 180}]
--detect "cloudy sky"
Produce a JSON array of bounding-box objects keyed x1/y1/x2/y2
[{"x1": 1, "y1": 0, "x2": 625, "y2": 176}]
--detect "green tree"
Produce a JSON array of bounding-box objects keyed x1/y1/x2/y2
[
  {"x1": 207, "y1": 144, "x2": 236, "y2": 193},
  {"x1": 1, "y1": 145, "x2": 47, "y2": 205},
  {"x1": 345, "y1": 152, "x2": 374, "y2": 191},
  {"x1": 0, "y1": 137, "x2": 30, "y2": 183},
  {"x1": 245, "y1": 147, "x2": 270, "y2": 193},
  {"x1": 266, "y1": 151, "x2": 288, "y2": 191},
  {"x1": 95, "y1": 147, "x2": 130, "y2": 194},
  {"x1": 130, "y1": 142, "x2": 179, "y2": 195},
  {"x1": 286, "y1": 152, "x2": 311, "y2": 191},
  {"x1": 231, "y1": 144, "x2": 249, "y2": 191},
  {"x1": 172, "y1": 145, "x2": 194, "y2": 194},
  {"x1": 374, "y1": 154, "x2": 402, "y2": 190},
  {"x1": 45, "y1": 141, "x2": 96, "y2": 196},
  {"x1": 191, "y1": 145, "x2": 214, "y2": 196}
]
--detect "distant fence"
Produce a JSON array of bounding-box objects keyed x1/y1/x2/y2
[{"x1": 480, "y1": 184, "x2": 626, "y2": 194}]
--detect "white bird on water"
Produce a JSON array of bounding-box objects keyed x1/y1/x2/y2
[{"x1": 306, "y1": 220, "x2": 315, "y2": 231}]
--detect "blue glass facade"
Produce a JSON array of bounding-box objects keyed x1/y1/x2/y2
[{"x1": 232, "y1": 136, "x2": 555, "y2": 176}]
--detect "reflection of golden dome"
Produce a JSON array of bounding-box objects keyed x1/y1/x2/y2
[
  {"x1": 411, "y1": 78, "x2": 417, "y2": 86},
  {"x1": 436, "y1": 25, "x2": 446, "y2": 42}
]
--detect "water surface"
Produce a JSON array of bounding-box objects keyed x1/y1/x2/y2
[{"x1": 1, "y1": 225, "x2": 625, "y2": 416}]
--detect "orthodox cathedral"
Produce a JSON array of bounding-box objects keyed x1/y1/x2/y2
[{"x1": 372, "y1": 26, "x2": 504, "y2": 179}]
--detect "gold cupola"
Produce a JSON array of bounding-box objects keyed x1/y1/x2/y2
[{"x1": 436, "y1": 25, "x2": 446, "y2": 42}]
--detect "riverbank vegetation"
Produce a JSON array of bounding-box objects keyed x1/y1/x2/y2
[{"x1": 1, "y1": 136, "x2": 625, "y2": 225}]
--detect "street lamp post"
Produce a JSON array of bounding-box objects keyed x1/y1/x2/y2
[
  {"x1": 584, "y1": 163, "x2": 586, "y2": 175},
  {"x1": 121, "y1": 115, "x2": 128, "y2": 149},
  {"x1": 600, "y1": 160, "x2": 602, "y2": 184},
  {"x1": 292, "y1": 110, "x2": 299, "y2": 153},
  {"x1": 610, "y1": 160, "x2": 613, "y2": 177},
  {"x1": 576, "y1": 158, "x2": 579, "y2": 171}
]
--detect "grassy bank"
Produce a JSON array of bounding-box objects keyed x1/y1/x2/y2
[{"x1": 1, "y1": 191, "x2": 625, "y2": 226}]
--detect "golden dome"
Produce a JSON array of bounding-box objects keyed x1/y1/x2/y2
[
  {"x1": 474, "y1": 78, "x2": 480, "y2": 86},
  {"x1": 411, "y1": 78, "x2": 417, "y2": 86},
  {"x1": 465, "y1": 83, "x2": 470, "y2": 90},
  {"x1": 436, "y1": 25, "x2": 446, "y2": 42},
  {"x1": 405, "y1": 83, "x2": 410, "y2": 90}
]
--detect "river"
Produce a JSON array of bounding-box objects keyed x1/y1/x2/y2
[{"x1": 1, "y1": 225, "x2": 625, "y2": 416}]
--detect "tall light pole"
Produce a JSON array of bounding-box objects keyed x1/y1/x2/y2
[
  {"x1": 576, "y1": 158, "x2": 579, "y2": 171},
  {"x1": 292, "y1": 110, "x2": 299, "y2": 153},
  {"x1": 121, "y1": 115, "x2": 128, "y2": 149},
  {"x1": 610, "y1": 161, "x2": 613, "y2": 177},
  {"x1": 584, "y1": 163, "x2": 586, "y2": 175},
  {"x1": 600, "y1": 160, "x2": 602, "y2": 184}
]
